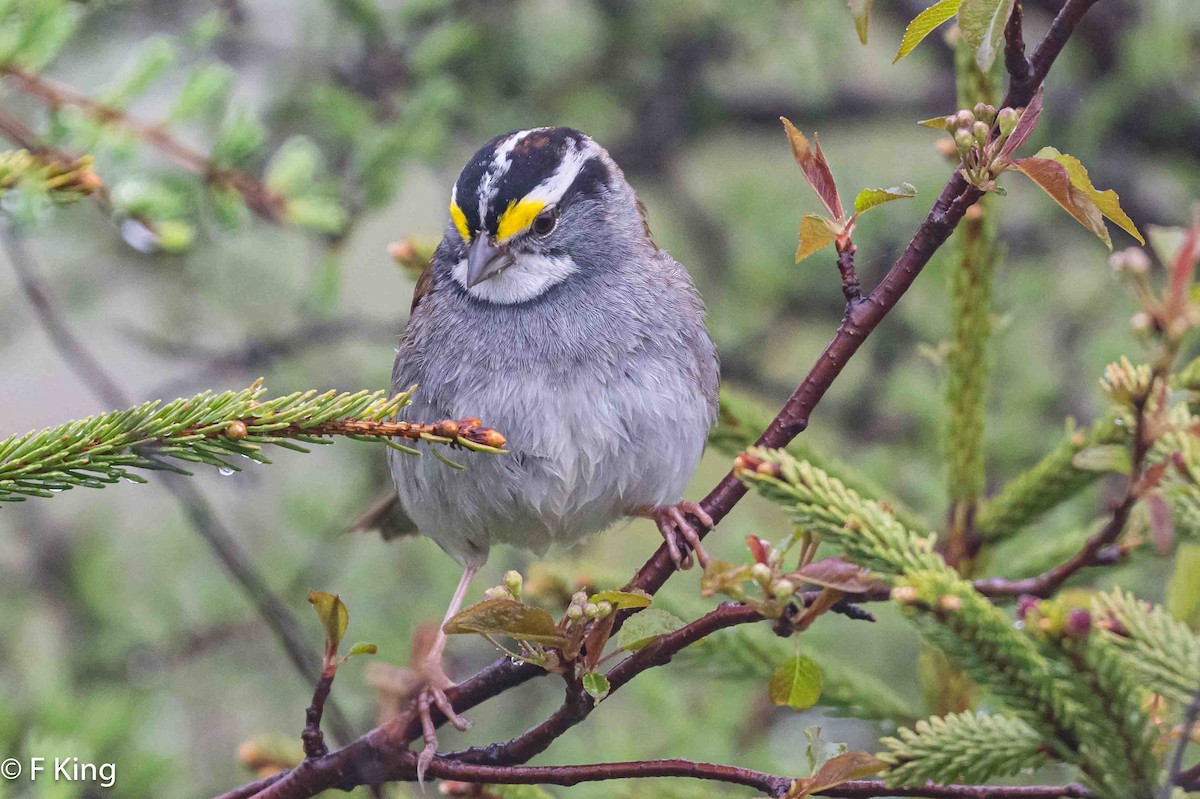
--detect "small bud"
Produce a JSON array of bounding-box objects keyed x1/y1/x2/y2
[
  {"x1": 1130, "y1": 311, "x2": 1152, "y2": 333},
  {"x1": 750, "y1": 562, "x2": 772, "y2": 586},
  {"x1": 954, "y1": 109, "x2": 976, "y2": 130},
  {"x1": 1038, "y1": 617, "x2": 1056, "y2": 633},
  {"x1": 470, "y1": 428, "x2": 507, "y2": 449},
  {"x1": 595, "y1": 600, "x2": 613, "y2": 618},
  {"x1": 772, "y1": 579, "x2": 796, "y2": 601},
  {"x1": 954, "y1": 129, "x2": 975, "y2": 153},
  {"x1": 938, "y1": 594, "x2": 963, "y2": 612},
  {"x1": 566, "y1": 604, "x2": 583, "y2": 620},
  {"x1": 891, "y1": 586, "x2": 918, "y2": 603},
  {"x1": 997, "y1": 107, "x2": 1019, "y2": 137},
  {"x1": 571, "y1": 591, "x2": 588, "y2": 608},
  {"x1": 1109, "y1": 247, "x2": 1150, "y2": 275},
  {"x1": 431, "y1": 419, "x2": 460, "y2": 439},
  {"x1": 973, "y1": 103, "x2": 996, "y2": 124},
  {"x1": 973, "y1": 121, "x2": 990, "y2": 144},
  {"x1": 484, "y1": 586, "x2": 510, "y2": 600},
  {"x1": 388, "y1": 239, "x2": 417, "y2": 263},
  {"x1": 1016, "y1": 594, "x2": 1039, "y2": 621},
  {"x1": 943, "y1": 115, "x2": 957, "y2": 129},
  {"x1": 225, "y1": 420, "x2": 248, "y2": 440},
  {"x1": 504, "y1": 570, "x2": 523, "y2": 600},
  {"x1": 1065, "y1": 608, "x2": 1092, "y2": 639},
  {"x1": 583, "y1": 602, "x2": 599, "y2": 619}
]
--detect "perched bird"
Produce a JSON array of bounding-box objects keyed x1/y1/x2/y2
[{"x1": 389, "y1": 127, "x2": 719, "y2": 774}]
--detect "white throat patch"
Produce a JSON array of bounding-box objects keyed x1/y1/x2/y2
[{"x1": 451, "y1": 252, "x2": 580, "y2": 305}]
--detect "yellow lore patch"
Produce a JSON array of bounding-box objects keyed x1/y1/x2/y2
[
  {"x1": 449, "y1": 201, "x2": 470, "y2": 241},
  {"x1": 497, "y1": 198, "x2": 545, "y2": 242}
]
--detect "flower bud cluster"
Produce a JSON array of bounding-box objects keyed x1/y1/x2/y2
[
  {"x1": 935, "y1": 103, "x2": 1025, "y2": 189},
  {"x1": 565, "y1": 591, "x2": 612, "y2": 623},
  {"x1": 1017, "y1": 595, "x2": 1093, "y2": 640}
]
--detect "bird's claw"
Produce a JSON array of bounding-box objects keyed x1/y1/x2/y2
[
  {"x1": 651, "y1": 501, "x2": 713, "y2": 570},
  {"x1": 413, "y1": 669, "x2": 471, "y2": 784}
]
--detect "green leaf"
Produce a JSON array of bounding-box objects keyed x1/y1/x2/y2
[
  {"x1": 212, "y1": 108, "x2": 266, "y2": 167},
  {"x1": 616, "y1": 608, "x2": 687, "y2": 652},
  {"x1": 854, "y1": 184, "x2": 917, "y2": 215},
  {"x1": 285, "y1": 196, "x2": 348, "y2": 235},
  {"x1": 444, "y1": 598, "x2": 567, "y2": 646},
  {"x1": 1031, "y1": 147, "x2": 1144, "y2": 245},
  {"x1": 847, "y1": 0, "x2": 873, "y2": 44},
  {"x1": 265, "y1": 137, "x2": 323, "y2": 196},
  {"x1": 894, "y1": 0, "x2": 962, "y2": 63},
  {"x1": 171, "y1": 63, "x2": 233, "y2": 121},
  {"x1": 958, "y1": 0, "x2": 1016, "y2": 71},
  {"x1": 1013, "y1": 157, "x2": 1110, "y2": 248},
  {"x1": 768, "y1": 654, "x2": 823, "y2": 710},
  {"x1": 345, "y1": 642, "x2": 378, "y2": 658},
  {"x1": 582, "y1": 671, "x2": 610, "y2": 700},
  {"x1": 102, "y1": 36, "x2": 177, "y2": 107},
  {"x1": 588, "y1": 589, "x2": 652, "y2": 610},
  {"x1": 796, "y1": 214, "x2": 837, "y2": 263},
  {"x1": 307, "y1": 591, "x2": 349, "y2": 653},
  {"x1": 1071, "y1": 444, "x2": 1132, "y2": 474}
]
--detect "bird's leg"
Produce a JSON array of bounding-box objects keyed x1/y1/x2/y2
[
  {"x1": 631, "y1": 502, "x2": 714, "y2": 570},
  {"x1": 414, "y1": 563, "x2": 477, "y2": 783}
]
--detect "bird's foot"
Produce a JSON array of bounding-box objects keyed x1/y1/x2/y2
[
  {"x1": 412, "y1": 658, "x2": 471, "y2": 784},
  {"x1": 645, "y1": 502, "x2": 713, "y2": 570}
]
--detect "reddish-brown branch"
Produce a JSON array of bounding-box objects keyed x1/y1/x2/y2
[
  {"x1": 1005, "y1": 0, "x2": 1031, "y2": 85},
  {"x1": 301, "y1": 666, "x2": 336, "y2": 760},
  {"x1": 837, "y1": 243, "x2": 864, "y2": 303},
  {"x1": 1, "y1": 65, "x2": 286, "y2": 222},
  {"x1": 215, "y1": 3, "x2": 1103, "y2": 797}
]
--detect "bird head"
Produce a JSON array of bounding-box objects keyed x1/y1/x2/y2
[{"x1": 443, "y1": 127, "x2": 644, "y2": 304}]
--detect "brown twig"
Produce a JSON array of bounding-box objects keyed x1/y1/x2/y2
[
  {"x1": 302, "y1": 666, "x2": 336, "y2": 760},
  {"x1": 836, "y1": 243, "x2": 863, "y2": 303},
  {"x1": 0, "y1": 64, "x2": 286, "y2": 222},
  {"x1": 1004, "y1": 0, "x2": 1032, "y2": 85},
  {"x1": 216, "y1": 3, "x2": 1103, "y2": 796}
]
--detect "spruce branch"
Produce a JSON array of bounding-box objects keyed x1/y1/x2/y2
[
  {"x1": 0, "y1": 147, "x2": 99, "y2": 203},
  {"x1": 734, "y1": 448, "x2": 943, "y2": 578},
  {"x1": 0, "y1": 381, "x2": 505, "y2": 502},
  {"x1": 1094, "y1": 588, "x2": 1200, "y2": 705},
  {"x1": 975, "y1": 412, "x2": 1123, "y2": 542},
  {"x1": 879, "y1": 711, "x2": 1048, "y2": 787}
]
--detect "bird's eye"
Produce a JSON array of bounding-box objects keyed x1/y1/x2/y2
[{"x1": 532, "y1": 207, "x2": 558, "y2": 237}]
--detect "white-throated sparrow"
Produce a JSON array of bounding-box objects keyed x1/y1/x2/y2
[{"x1": 389, "y1": 127, "x2": 719, "y2": 775}]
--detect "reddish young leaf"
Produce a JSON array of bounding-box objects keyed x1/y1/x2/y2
[
  {"x1": 746, "y1": 534, "x2": 772, "y2": 564},
  {"x1": 788, "y1": 751, "x2": 888, "y2": 798},
  {"x1": 795, "y1": 557, "x2": 877, "y2": 592},
  {"x1": 997, "y1": 87, "x2": 1044, "y2": 161},
  {"x1": 1013, "y1": 156, "x2": 1110, "y2": 248},
  {"x1": 781, "y1": 118, "x2": 844, "y2": 219},
  {"x1": 1033, "y1": 147, "x2": 1144, "y2": 244}
]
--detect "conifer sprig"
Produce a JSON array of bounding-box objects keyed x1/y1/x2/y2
[
  {"x1": 1094, "y1": 588, "x2": 1200, "y2": 705},
  {"x1": 0, "y1": 380, "x2": 505, "y2": 502},
  {"x1": 879, "y1": 711, "x2": 1048, "y2": 786}
]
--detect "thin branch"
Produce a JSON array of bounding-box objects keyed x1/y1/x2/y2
[
  {"x1": 837, "y1": 243, "x2": 863, "y2": 303},
  {"x1": 1004, "y1": 0, "x2": 1031, "y2": 86},
  {"x1": 1160, "y1": 676, "x2": 1200, "y2": 799},
  {"x1": 1, "y1": 64, "x2": 285, "y2": 222},
  {"x1": 302, "y1": 667, "x2": 336, "y2": 760},
  {"x1": 0, "y1": 222, "x2": 356, "y2": 744}
]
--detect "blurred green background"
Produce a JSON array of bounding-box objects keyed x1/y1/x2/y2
[{"x1": 0, "y1": 1, "x2": 1198, "y2": 796}]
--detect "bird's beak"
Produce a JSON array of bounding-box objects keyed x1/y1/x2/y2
[{"x1": 466, "y1": 235, "x2": 508, "y2": 287}]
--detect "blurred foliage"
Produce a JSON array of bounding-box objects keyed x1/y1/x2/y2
[{"x1": 0, "y1": 1, "x2": 1198, "y2": 798}]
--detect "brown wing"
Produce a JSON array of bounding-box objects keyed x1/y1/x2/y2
[{"x1": 411, "y1": 261, "x2": 435, "y2": 313}]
